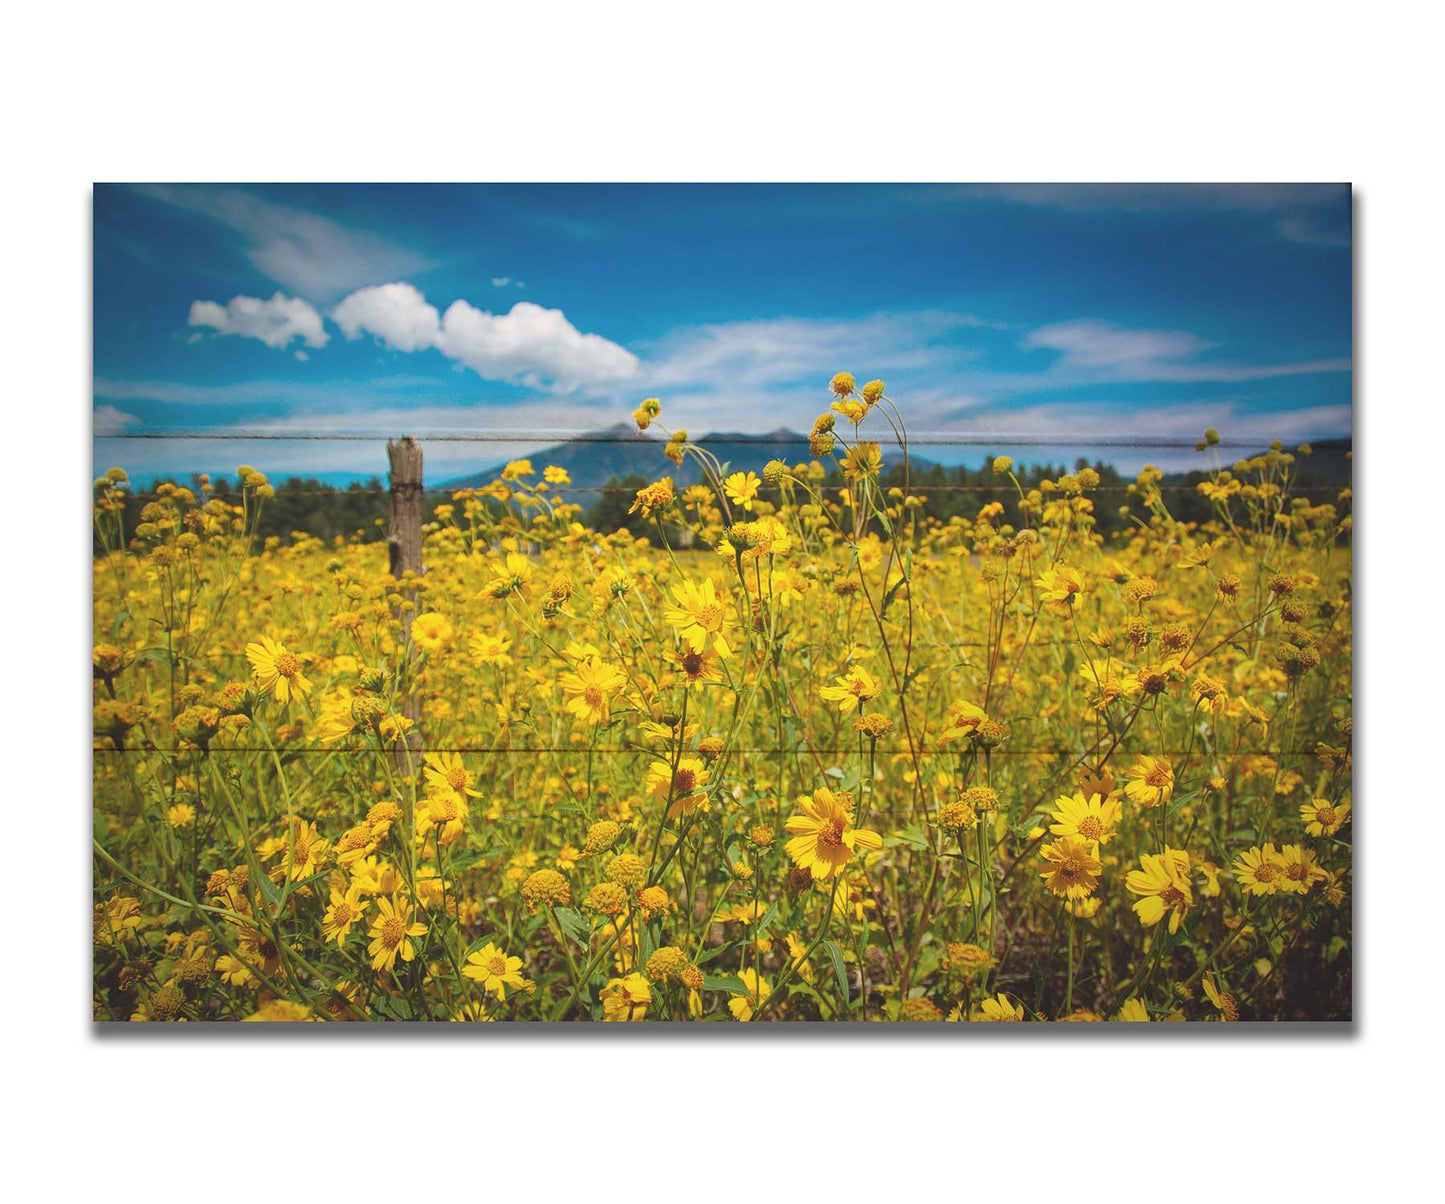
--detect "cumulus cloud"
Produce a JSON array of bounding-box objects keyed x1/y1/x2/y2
[
  {"x1": 189, "y1": 292, "x2": 329, "y2": 351},
  {"x1": 330, "y1": 283, "x2": 639, "y2": 392},
  {"x1": 132, "y1": 185, "x2": 434, "y2": 300},
  {"x1": 331, "y1": 283, "x2": 441, "y2": 353},
  {"x1": 439, "y1": 299, "x2": 638, "y2": 389}
]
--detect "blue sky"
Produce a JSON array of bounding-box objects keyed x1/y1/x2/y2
[{"x1": 93, "y1": 183, "x2": 1351, "y2": 481}]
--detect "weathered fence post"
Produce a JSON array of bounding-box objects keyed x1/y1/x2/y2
[
  {"x1": 387, "y1": 436, "x2": 424, "y2": 579},
  {"x1": 387, "y1": 436, "x2": 425, "y2": 775}
]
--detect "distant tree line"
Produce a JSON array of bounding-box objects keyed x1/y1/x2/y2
[
  {"x1": 94, "y1": 475, "x2": 390, "y2": 553},
  {"x1": 97, "y1": 446, "x2": 1348, "y2": 554},
  {"x1": 588, "y1": 458, "x2": 1137, "y2": 542}
]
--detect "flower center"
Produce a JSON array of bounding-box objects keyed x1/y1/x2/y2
[
  {"x1": 1078, "y1": 816, "x2": 1103, "y2": 841},
  {"x1": 1159, "y1": 884, "x2": 1184, "y2": 905},
  {"x1": 274, "y1": 651, "x2": 300, "y2": 678},
  {"x1": 682, "y1": 649, "x2": 704, "y2": 676},
  {"x1": 447, "y1": 767, "x2": 468, "y2": 792},
  {"x1": 673, "y1": 768, "x2": 696, "y2": 795},
  {"x1": 584, "y1": 685, "x2": 604, "y2": 707},
  {"x1": 487, "y1": 955, "x2": 507, "y2": 977},
  {"x1": 1145, "y1": 766, "x2": 1170, "y2": 787},
  {"x1": 816, "y1": 818, "x2": 846, "y2": 849},
  {"x1": 381, "y1": 917, "x2": 405, "y2": 947},
  {"x1": 1315, "y1": 805, "x2": 1336, "y2": 826},
  {"x1": 696, "y1": 602, "x2": 723, "y2": 630},
  {"x1": 1255, "y1": 862, "x2": 1280, "y2": 883}
]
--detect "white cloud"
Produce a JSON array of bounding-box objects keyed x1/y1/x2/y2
[
  {"x1": 439, "y1": 299, "x2": 639, "y2": 389},
  {"x1": 1020, "y1": 319, "x2": 1349, "y2": 383},
  {"x1": 643, "y1": 311, "x2": 984, "y2": 393},
  {"x1": 1023, "y1": 319, "x2": 1212, "y2": 369},
  {"x1": 93, "y1": 405, "x2": 139, "y2": 435},
  {"x1": 330, "y1": 283, "x2": 640, "y2": 392},
  {"x1": 331, "y1": 283, "x2": 440, "y2": 353},
  {"x1": 189, "y1": 291, "x2": 329, "y2": 350},
  {"x1": 491, "y1": 277, "x2": 511, "y2": 287},
  {"x1": 132, "y1": 185, "x2": 434, "y2": 300}
]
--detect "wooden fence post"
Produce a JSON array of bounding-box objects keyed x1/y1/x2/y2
[
  {"x1": 387, "y1": 436, "x2": 424, "y2": 579},
  {"x1": 387, "y1": 436, "x2": 425, "y2": 775}
]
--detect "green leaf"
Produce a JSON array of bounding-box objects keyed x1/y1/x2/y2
[
  {"x1": 884, "y1": 824, "x2": 928, "y2": 851},
  {"x1": 1166, "y1": 790, "x2": 1200, "y2": 821},
  {"x1": 551, "y1": 906, "x2": 592, "y2": 949},
  {"x1": 703, "y1": 974, "x2": 748, "y2": 995},
  {"x1": 693, "y1": 941, "x2": 736, "y2": 967},
  {"x1": 786, "y1": 982, "x2": 824, "y2": 1005},
  {"x1": 881, "y1": 579, "x2": 904, "y2": 616},
  {"x1": 914, "y1": 942, "x2": 945, "y2": 982},
  {"x1": 377, "y1": 995, "x2": 412, "y2": 1021},
  {"x1": 822, "y1": 940, "x2": 849, "y2": 1004},
  {"x1": 756, "y1": 902, "x2": 779, "y2": 936},
  {"x1": 463, "y1": 933, "x2": 497, "y2": 958},
  {"x1": 255, "y1": 872, "x2": 281, "y2": 910},
  {"x1": 289, "y1": 867, "x2": 333, "y2": 893}
]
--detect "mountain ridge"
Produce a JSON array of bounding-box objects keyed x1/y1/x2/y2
[
  {"x1": 439, "y1": 426, "x2": 1352, "y2": 492},
  {"x1": 439, "y1": 424, "x2": 925, "y2": 491}
]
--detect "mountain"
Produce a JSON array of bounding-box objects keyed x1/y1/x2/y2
[
  {"x1": 440, "y1": 425, "x2": 932, "y2": 491},
  {"x1": 441, "y1": 423, "x2": 665, "y2": 491}
]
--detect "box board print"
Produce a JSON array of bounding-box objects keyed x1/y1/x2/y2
[{"x1": 92, "y1": 183, "x2": 1352, "y2": 1023}]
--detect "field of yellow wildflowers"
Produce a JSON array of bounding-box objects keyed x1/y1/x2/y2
[{"x1": 92, "y1": 375, "x2": 1353, "y2": 1022}]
